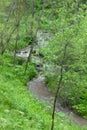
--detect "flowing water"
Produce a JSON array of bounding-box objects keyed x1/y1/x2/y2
[
  {"x1": 16, "y1": 30, "x2": 87, "y2": 126},
  {"x1": 27, "y1": 74, "x2": 87, "y2": 126}
]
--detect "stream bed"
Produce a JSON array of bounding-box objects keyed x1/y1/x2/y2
[
  {"x1": 27, "y1": 74, "x2": 87, "y2": 126},
  {"x1": 16, "y1": 30, "x2": 87, "y2": 126}
]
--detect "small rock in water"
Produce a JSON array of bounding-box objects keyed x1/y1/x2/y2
[
  {"x1": 23, "y1": 51, "x2": 28, "y2": 54},
  {"x1": 36, "y1": 64, "x2": 43, "y2": 71}
]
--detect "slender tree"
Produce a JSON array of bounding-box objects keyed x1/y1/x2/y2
[
  {"x1": 14, "y1": 0, "x2": 22, "y2": 64},
  {"x1": 25, "y1": 0, "x2": 46, "y2": 73},
  {"x1": 51, "y1": 43, "x2": 69, "y2": 130}
]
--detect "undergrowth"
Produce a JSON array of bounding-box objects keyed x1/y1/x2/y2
[{"x1": 0, "y1": 52, "x2": 87, "y2": 130}]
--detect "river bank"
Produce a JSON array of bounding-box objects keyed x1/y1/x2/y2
[{"x1": 16, "y1": 30, "x2": 87, "y2": 126}]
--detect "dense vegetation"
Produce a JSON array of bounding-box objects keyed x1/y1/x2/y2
[
  {"x1": 0, "y1": 0, "x2": 87, "y2": 130},
  {"x1": 40, "y1": 0, "x2": 87, "y2": 118}
]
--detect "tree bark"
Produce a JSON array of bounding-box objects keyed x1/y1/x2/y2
[
  {"x1": 14, "y1": 0, "x2": 21, "y2": 64},
  {"x1": 51, "y1": 43, "x2": 68, "y2": 130}
]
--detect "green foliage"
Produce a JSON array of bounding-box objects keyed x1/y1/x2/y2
[
  {"x1": 23, "y1": 35, "x2": 33, "y2": 45},
  {"x1": 45, "y1": 74, "x2": 58, "y2": 92},
  {"x1": 73, "y1": 103, "x2": 87, "y2": 118},
  {"x1": 0, "y1": 51, "x2": 37, "y2": 83},
  {"x1": 39, "y1": 1, "x2": 87, "y2": 118},
  {"x1": 0, "y1": 0, "x2": 87, "y2": 129},
  {"x1": 1, "y1": 52, "x2": 87, "y2": 130}
]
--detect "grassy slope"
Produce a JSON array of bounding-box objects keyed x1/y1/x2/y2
[
  {"x1": 0, "y1": 1, "x2": 87, "y2": 130},
  {"x1": 0, "y1": 53, "x2": 87, "y2": 130}
]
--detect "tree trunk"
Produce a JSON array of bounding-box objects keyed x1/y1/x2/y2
[{"x1": 51, "y1": 43, "x2": 69, "y2": 130}]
